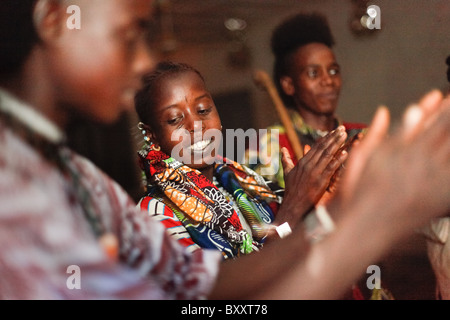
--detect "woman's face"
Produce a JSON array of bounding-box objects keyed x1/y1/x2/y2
[
  {"x1": 282, "y1": 42, "x2": 342, "y2": 116},
  {"x1": 148, "y1": 71, "x2": 222, "y2": 171}
]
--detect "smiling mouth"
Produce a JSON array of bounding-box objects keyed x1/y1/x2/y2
[{"x1": 189, "y1": 139, "x2": 213, "y2": 152}]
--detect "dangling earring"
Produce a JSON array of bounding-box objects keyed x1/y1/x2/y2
[
  {"x1": 151, "y1": 144, "x2": 161, "y2": 152},
  {"x1": 138, "y1": 122, "x2": 150, "y2": 143},
  {"x1": 138, "y1": 122, "x2": 161, "y2": 151}
]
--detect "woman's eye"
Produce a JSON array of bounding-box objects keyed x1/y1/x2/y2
[
  {"x1": 198, "y1": 107, "x2": 212, "y2": 115},
  {"x1": 167, "y1": 116, "x2": 182, "y2": 125}
]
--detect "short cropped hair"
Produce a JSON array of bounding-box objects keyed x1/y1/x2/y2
[
  {"x1": 134, "y1": 61, "x2": 204, "y2": 127},
  {"x1": 0, "y1": 0, "x2": 39, "y2": 77}
]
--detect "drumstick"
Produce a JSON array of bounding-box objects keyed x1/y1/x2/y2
[{"x1": 253, "y1": 69, "x2": 304, "y2": 160}]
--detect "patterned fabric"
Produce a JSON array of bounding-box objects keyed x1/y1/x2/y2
[
  {"x1": 245, "y1": 109, "x2": 368, "y2": 188},
  {"x1": 138, "y1": 144, "x2": 281, "y2": 259},
  {"x1": 139, "y1": 189, "x2": 241, "y2": 259},
  {"x1": 0, "y1": 89, "x2": 221, "y2": 299},
  {"x1": 139, "y1": 195, "x2": 202, "y2": 254}
]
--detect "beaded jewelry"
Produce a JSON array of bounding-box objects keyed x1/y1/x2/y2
[{"x1": 138, "y1": 121, "x2": 160, "y2": 151}]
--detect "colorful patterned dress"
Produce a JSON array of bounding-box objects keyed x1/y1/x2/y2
[{"x1": 137, "y1": 145, "x2": 282, "y2": 260}]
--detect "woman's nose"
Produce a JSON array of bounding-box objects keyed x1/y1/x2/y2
[{"x1": 186, "y1": 116, "x2": 205, "y2": 134}]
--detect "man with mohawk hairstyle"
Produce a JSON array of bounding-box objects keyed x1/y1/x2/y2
[{"x1": 248, "y1": 12, "x2": 367, "y2": 190}]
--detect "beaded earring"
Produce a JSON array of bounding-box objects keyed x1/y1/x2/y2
[{"x1": 138, "y1": 122, "x2": 160, "y2": 151}]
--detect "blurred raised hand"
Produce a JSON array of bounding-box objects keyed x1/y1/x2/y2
[{"x1": 332, "y1": 89, "x2": 450, "y2": 235}]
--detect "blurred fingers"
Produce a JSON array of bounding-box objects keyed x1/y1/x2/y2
[
  {"x1": 281, "y1": 147, "x2": 295, "y2": 176},
  {"x1": 402, "y1": 89, "x2": 444, "y2": 141}
]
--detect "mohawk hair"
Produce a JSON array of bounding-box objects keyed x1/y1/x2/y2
[
  {"x1": 271, "y1": 12, "x2": 335, "y2": 108},
  {"x1": 271, "y1": 12, "x2": 335, "y2": 58}
]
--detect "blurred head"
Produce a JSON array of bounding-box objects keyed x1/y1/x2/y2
[
  {"x1": 135, "y1": 61, "x2": 222, "y2": 171},
  {"x1": 0, "y1": 0, "x2": 155, "y2": 124},
  {"x1": 271, "y1": 12, "x2": 341, "y2": 116}
]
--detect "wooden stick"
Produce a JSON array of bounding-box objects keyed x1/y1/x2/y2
[{"x1": 253, "y1": 69, "x2": 304, "y2": 160}]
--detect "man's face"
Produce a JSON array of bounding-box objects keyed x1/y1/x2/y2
[
  {"x1": 285, "y1": 42, "x2": 342, "y2": 116},
  {"x1": 48, "y1": 0, "x2": 155, "y2": 123}
]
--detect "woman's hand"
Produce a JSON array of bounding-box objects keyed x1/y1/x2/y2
[{"x1": 275, "y1": 126, "x2": 348, "y2": 227}]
